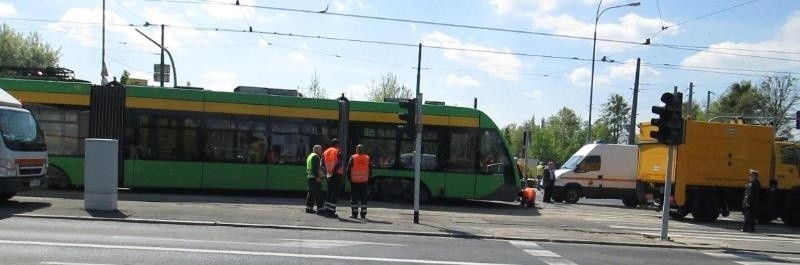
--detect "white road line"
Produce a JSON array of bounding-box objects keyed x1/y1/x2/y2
[
  {"x1": 643, "y1": 233, "x2": 800, "y2": 243},
  {"x1": 1, "y1": 239, "x2": 513, "y2": 265},
  {"x1": 608, "y1": 225, "x2": 800, "y2": 239},
  {"x1": 538, "y1": 258, "x2": 579, "y2": 265},
  {"x1": 112, "y1": 236, "x2": 406, "y2": 248},
  {"x1": 734, "y1": 261, "x2": 794, "y2": 265},
  {"x1": 507, "y1": 241, "x2": 543, "y2": 249},
  {"x1": 41, "y1": 263, "x2": 118, "y2": 265},
  {"x1": 523, "y1": 249, "x2": 561, "y2": 258}
]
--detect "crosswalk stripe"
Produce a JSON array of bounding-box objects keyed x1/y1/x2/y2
[
  {"x1": 734, "y1": 261, "x2": 797, "y2": 265},
  {"x1": 704, "y1": 252, "x2": 799, "y2": 265},
  {"x1": 538, "y1": 257, "x2": 579, "y2": 265},
  {"x1": 523, "y1": 249, "x2": 561, "y2": 257}
]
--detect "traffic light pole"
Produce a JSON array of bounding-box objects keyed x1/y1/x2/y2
[
  {"x1": 413, "y1": 44, "x2": 422, "y2": 224},
  {"x1": 660, "y1": 144, "x2": 675, "y2": 241}
]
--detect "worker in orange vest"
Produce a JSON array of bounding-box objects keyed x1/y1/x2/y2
[
  {"x1": 321, "y1": 138, "x2": 344, "y2": 218},
  {"x1": 347, "y1": 144, "x2": 371, "y2": 219}
]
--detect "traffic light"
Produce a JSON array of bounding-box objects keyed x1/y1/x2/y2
[
  {"x1": 650, "y1": 92, "x2": 685, "y2": 145},
  {"x1": 398, "y1": 98, "x2": 417, "y2": 135}
]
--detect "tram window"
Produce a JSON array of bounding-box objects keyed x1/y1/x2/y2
[
  {"x1": 447, "y1": 131, "x2": 476, "y2": 173},
  {"x1": 479, "y1": 130, "x2": 509, "y2": 175}
]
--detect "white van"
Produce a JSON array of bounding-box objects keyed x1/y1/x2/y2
[
  {"x1": 0, "y1": 88, "x2": 48, "y2": 201},
  {"x1": 552, "y1": 144, "x2": 638, "y2": 207}
]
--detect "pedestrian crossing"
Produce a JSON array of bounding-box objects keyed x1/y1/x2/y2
[
  {"x1": 702, "y1": 250, "x2": 800, "y2": 264},
  {"x1": 537, "y1": 203, "x2": 800, "y2": 246},
  {"x1": 508, "y1": 241, "x2": 577, "y2": 265}
]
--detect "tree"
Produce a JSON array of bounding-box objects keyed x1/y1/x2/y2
[
  {"x1": 539, "y1": 108, "x2": 585, "y2": 163},
  {"x1": 597, "y1": 93, "x2": 630, "y2": 144},
  {"x1": 709, "y1": 80, "x2": 765, "y2": 123},
  {"x1": 367, "y1": 73, "x2": 411, "y2": 102},
  {"x1": 120, "y1": 70, "x2": 130, "y2": 84},
  {"x1": 304, "y1": 71, "x2": 327, "y2": 99},
  {"x1": 759, "y1": 74, "x2": 799, "y2": 137},
  {"x1": 0, "y1": 24, "x2": 60, "y2": 69}
]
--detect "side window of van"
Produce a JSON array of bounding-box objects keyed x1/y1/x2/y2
[{"x1": 581, "y1": 155, "x2": 601, "y2": 172}]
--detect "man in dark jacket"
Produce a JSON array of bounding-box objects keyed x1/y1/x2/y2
[
  {"x1": 542, "y1": 161, "x2": 555, "y2": 203},
  {"x1": 742, "y1": 170, "x2": 761, "y2": 232}
]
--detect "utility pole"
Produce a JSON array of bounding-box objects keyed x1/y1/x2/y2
[
  {"x1": 706, "y1": 91, "x2": 712, "y2": 121},
  {"x1": 160, "y1": 24, "x2": 165, "y2": 88},
  {"x1": 628, "y1": 58, "x2": 640, "y2": 145},
  {"x1": 687, "y1": 82, "x2": 694, "y2": 119},
  {"x1": 101, "y1": 0, "x2": 107, "y2": 85},
  {"x1": 413, "y1": 44, "x2": 423, "y2": 224},
  {"x1": 673, "y1": 86, "x2": 677, "y2": 94}
]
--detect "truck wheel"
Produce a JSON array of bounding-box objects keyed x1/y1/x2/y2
[
  {"x1": 622, "y1": 196, "x2": 639, "y2": 208},
  {"x1": 564, "y1": 187, "x2": 581, "y2": 204},
  {"x1": 691, "y1": 192, "x2": 719, "y2": 222},
  {"x1": 781, "y1": 199, "x2": 800, "y2": 227},
  {"x1": 47, "y1": 166, "x2": 71, "y2": 189},
  {"x1": 758, "y1": 213, "x2": 777, "y2": 224},
  {"x1": 0, "y1": 192, "x2": 16, "y2": 201},
  {"x1": 670, "y1": 210, "x2": 689, "y2": 219}
]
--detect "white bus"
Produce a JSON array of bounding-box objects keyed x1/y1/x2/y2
[{"x1": 0, "y1": 87, "x2": 47, "y2": 200}]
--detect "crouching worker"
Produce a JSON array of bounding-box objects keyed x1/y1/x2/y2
[
  {"x1": 347, "y1": 144, "x2": 371, "y2": 219},
  {"x1": 518, "y1": 184, "x2": 537, "y2": 208}
]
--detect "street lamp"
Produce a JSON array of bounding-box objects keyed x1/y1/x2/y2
[{"x1": 587, "y1": 0, "x2": 640, "y2": 143}]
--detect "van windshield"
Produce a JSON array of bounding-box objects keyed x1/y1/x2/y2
[
  {"x1": 0, "y1": 108, "x2": 46, "y2": 151},
  {"x1": 561, "y1": 155, "x2": 583, "y2": 169}
]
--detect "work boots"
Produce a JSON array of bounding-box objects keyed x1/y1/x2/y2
[
  {"x1": 360, "y1": 208, "x2": 367, "y2": 219},
  {"x1": 351, "y1": 208, "x2": 359, "y2": 219}
]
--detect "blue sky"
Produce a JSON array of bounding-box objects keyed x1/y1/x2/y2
[{"x1": 1, "y1": 0, "x2": 799, "y2": 128}]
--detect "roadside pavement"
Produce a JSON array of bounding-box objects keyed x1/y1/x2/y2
[{"x1": 1, "y1": 190, "x2": 793, "y2": 254}]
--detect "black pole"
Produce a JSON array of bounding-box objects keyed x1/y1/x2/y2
[
  {"x1": 628, "y1": 58, "x2": 640, "y2": 145},
  {"x1": 160, "y1": 24, "x2": 165, "y2": 87}
]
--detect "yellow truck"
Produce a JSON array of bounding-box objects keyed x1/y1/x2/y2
[{"x1": 638, "y1": 120, "x2": 800, "y2": 226}]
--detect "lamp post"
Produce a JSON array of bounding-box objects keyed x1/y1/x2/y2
[{"x1": 587, "y1": 0, "x2": 640, "y2": 143}]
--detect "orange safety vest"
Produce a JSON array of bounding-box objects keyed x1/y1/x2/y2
[
  {"x1": 522, "y1": 187, "x2": 536, "y2": 204},
  {"x1": 350, "y1": 154, "x2": 370, "y2": 183},
  {"x1": 323, "y1": 147, "x2": 343, "y2": 175}
]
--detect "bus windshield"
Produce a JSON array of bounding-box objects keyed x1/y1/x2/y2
[{"x1": 0, "y1": 108, "x2": 46, "y2": 151}]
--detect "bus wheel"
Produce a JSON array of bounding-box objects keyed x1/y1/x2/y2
[
  {"x1": 669, "y1": 208, "x2": 689, "y2": 219},
  {"x1": 622, "y1": 195, "x2": 639, "y2": 208},
  {"x1": 404, "y1": 184, "x2": 431, "y2": 204},
  {"x1": 691, "y1": 192, "x2": 719, "y2": 222},
  {"x1": 0, "y1": 192, "x2": 15, "y2": 201},
  {"x1": 564, "y1": 186, "x2": 581, "y2": 204}
]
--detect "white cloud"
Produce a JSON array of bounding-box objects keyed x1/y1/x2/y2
[
  {"x1": 681, "y1": 11, "x2": 800, "y2": 72},
  {"x1": 567, "y1": 67, "x2": 610, "y2": 87},
  {"x1": 201, "y1": 70, "x2": 238, "y2": 91},
  {"x1": 258, "y1": 39, "x2": 271, "y2": 48},
  {"x1": 288, "y1": 52, "x2": 309, "y2": 63},
  {"x1": 607, "y1": 59, "x2": 660, "y2": 80},
  {"x1": 420, "y1": 31, "x2": 522, "y2": 81},
  {"x1": 345, "y1": 84, "x2": 370, "y2": 101},
  {"x1": 201, "y1": 0, "x2": 256, "y2": 20},
  {"x1": 332, "y1": 0, "x2": 372, "y2": 12},
  {"x1": 409, "y1": 23, "x2": 417, "y2": 32},
  {"x1": 0, "y1": 2, "x2": 17, "y2": 17},
  {"x1": 534, "y1": 13, "x2": 678, "y2": 53},
  {"x1": 522, "y1": 90, "x2": 544, "y2": 102},
  {"x1": 46, "y1": 7, "x2": 136, "y2": 47},
  {"x1": 446, "y1": 74, "x2": 481, "y2": 87},
  {"x1": 489, "y1": 0, "x2": 558, "y2": 16}
]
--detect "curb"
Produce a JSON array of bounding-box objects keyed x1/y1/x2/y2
[{"x1": 10, "y1": 213, "x2": 721, "y2": 251}]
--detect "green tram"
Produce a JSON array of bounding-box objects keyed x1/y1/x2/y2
[{"x1": 0, "y1": 76, "x2": 520, "y2": 202}]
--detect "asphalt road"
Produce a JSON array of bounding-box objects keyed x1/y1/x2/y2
[{"x1": 2, "y1": 216, "x2": 799, "y2": 265}]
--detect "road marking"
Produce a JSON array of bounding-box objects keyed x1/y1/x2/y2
[
  {"x1": 641, "y1": 233, "x2": 800, "y2": 243},
  {"x1": 703, "y1": 251, "x2": 799, "y2": 265},
  {"x1": 538, "y1": 258, "x2": 579, "y2": 265},
  {"x1": 608, "y1": 225, "x2": 800, "y2": 239},
  {"x1": 507, "y1": 241, "x2": 576, "y2": 265},
  {"x1": 41, "y1": 263, "x2": 118, "y2": 265},
  {"x1": 112, "y1": 236, "x2": 406, "y2": 248},
  {"x1": 2, "y1": 239, "x2": 510, "y2": 265}
]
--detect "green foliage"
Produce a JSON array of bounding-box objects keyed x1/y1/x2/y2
[
  {"x1": 709, "y1": 80, "x2": 765, "y2": 122},
  {"x1": 367, "y1": 73, "x2": 412, "y2": 102},
  {"x1": 120, "y1": 70, "x2": 130, "y2": 84},
  {"x1": 0, "y1": 24, "x2": 60, "y2": 69},
  {"x1": 597, "y1": 93, "x2": 630, "y2": 144},
  {"x1": 759, "y1": 74, "x2": 798, "y2": 137}
]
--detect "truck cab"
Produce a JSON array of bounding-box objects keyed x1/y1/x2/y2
[{"x1": 0, "y1": 88, "x2": 48, "y2": 200}]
